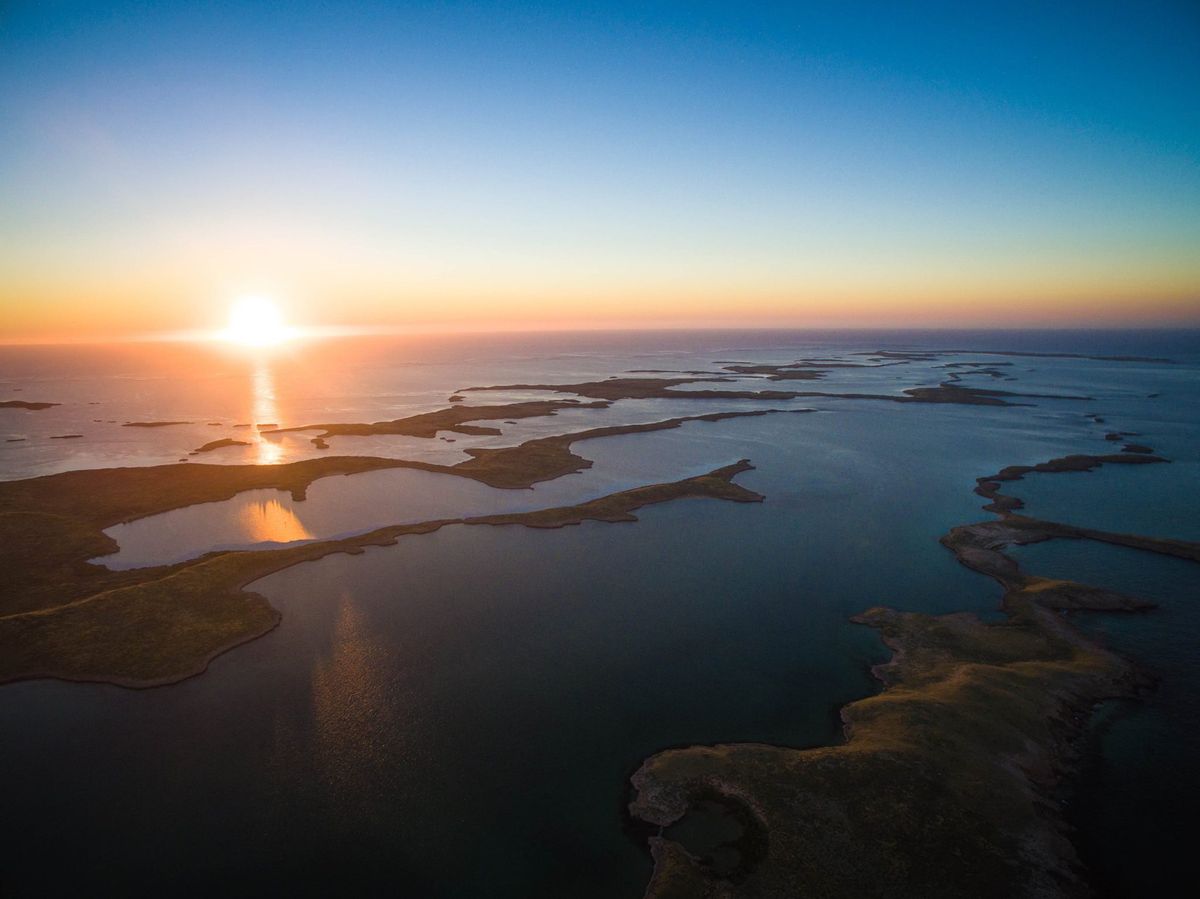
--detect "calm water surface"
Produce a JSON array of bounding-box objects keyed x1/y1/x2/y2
[{"x1": 0, "y1": 329, "x2": 1196, "y2": 896}]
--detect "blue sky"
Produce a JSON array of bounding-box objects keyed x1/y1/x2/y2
[{"x1": 1, "y1": 1, "x2": 1197, "y2": 335}]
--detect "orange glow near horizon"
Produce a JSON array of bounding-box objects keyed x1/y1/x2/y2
[
  {"x1": 1, "y1": 214, "x2": 1198, "y2": 341},
  {"x1": 3, "y1": 3, "x2": 1198, "y2": 344},
  {"x1": 1, "y1": 277, "x2": 1198, "y2": 344}
]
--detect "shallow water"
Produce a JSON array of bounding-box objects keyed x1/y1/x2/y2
[{"x1": 1, "y1": 329, "x2": 1197, "y2": 896}]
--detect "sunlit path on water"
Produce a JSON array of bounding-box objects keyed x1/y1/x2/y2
[{"x1": 252, "y1": 359, "x2": 284, "y2": 465}]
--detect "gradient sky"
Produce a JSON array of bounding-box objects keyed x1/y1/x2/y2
[{"x1": 1, "y1": 0, "x2": 1198, "y2": 340}]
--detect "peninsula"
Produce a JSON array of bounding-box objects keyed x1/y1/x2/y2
[
  {"x1": 630, "y1": 448, "x2": 1199, "y2": 897},
  {"x1": 0, "y1": 460, "x2": 763, "y2": 688},
  {"x1": 0, "y1": 402, "x2": 796, "y2": 687}
]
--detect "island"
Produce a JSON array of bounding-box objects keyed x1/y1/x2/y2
[
  {"x1": 463, "y1": 376, "x2": 807, "y2": 402},
  {"x1": 1, "y1": 400, "x2": 60, "y2": 411},
  {"x1": 465, "y1": 375, "x2": 1087, "y2": 407},
  {"x1": 191, "y1": 438, "x2": 252, "y2": 454},
  {"x1": 0, "y1": 459, "x2": 763, "y2": 688},
  {"x1": 629, "y1": 447, "x2": 1199, "y2": 898},
  {"x1": 0, "y1": 407, "x2": 795, "y2": 687},
  {"x1": 273, "y1": 398, "x2": 609, "y2": 440}
]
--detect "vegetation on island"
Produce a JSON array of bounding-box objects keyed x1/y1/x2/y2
[
  {"x1": 630, "y1": 448, "x2": 1199, "y2": 898},
  {"x1": 0, "y1": 405, "x2": 779, "y2": 686},
  {"x1": 1, "y1": 400, "x2": 60, "y2": 411}
]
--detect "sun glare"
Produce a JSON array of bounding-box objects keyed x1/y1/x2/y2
[{"x1": 225, "y1": 296, "x2": 291, "y2": 346}]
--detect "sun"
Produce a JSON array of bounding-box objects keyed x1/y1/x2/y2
[{"x1": 224, "y1": 296, "x2": 291, "y2": 346}]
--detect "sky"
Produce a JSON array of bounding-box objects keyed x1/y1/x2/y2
[{"x1": 1, "y1": 0, "x2": 1198, "y2": 340}]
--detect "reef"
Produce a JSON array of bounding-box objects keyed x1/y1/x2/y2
[
  {"x1": 123, "y1": 421, "x2": 193, "y2": 428},
  {"x1": 630, "y1": 449, "x2": 1198, "y2": 898},
  {"x1": 0, "y1": 461, "x2": 762, "y2": 689}
]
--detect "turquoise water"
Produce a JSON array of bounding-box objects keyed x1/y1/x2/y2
[{"x1": 0, "y1": 329, "x2": 1196, "y2": 896}]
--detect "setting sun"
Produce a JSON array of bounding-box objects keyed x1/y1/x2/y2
[{"x1": 224, "y1": 297, "x2": 291, "y2": 347}]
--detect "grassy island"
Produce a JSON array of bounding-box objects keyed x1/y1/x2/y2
[
  {"x1": 465, "y1": 376, "x2": 806, "y2": 402},
  {"x1": 1, "y1": 400, "x2": 60, "y2": 410},
  {"x1": 0, "y1": 403, "x2": 790, "y2": 687},
  {"x1": 466, "y1": 375, "x2": 1088, "y2": 407},
  {"x1": 191, "y1": 438, "x2": 252, "y2": 454},
  {"x1": 0, "y1": 459, "x2": 763, "y2": 688},
  {"x1": 274, "y1": 398, "x2": 608, "y2": 439},
  {"x1": 630, "y1": 448, "x2": 1199, "y2": 898}
]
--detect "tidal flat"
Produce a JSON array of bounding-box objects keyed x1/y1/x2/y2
[{"x1": 0, "y1": 329, "x2": 1196, "y2": 897}]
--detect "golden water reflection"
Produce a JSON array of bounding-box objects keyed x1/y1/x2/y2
[
  {"x1": 237, "y1": 498, "x2": 314, "y2": 544},
  {"x1": 252, "y1": 358, "x2": 284, "y2": 465},
  {"x1": 310, "y1": 592, "x2": 403, "y2": 824}
]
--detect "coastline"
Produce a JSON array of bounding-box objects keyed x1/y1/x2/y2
[
  {"x1": 0, "y1": 459, "x2": 763, "y2": 689},
  {"x1": 629, "y1": 447, "x2": 1199, "y2": 897}
]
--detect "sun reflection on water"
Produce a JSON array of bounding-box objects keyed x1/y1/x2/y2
[
  {"x1": 252, "y1": 358, "x2": 284, "y2": 465},
  {"x1": 309, "y1": 592, "x2": 405, "y2": 824},
  {"x1": 237, "y1": 498, "x2": 314, "y2": 544}
]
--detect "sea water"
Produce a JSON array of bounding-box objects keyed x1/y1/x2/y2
[{"x1": 0, "y1": 329, "x2": 1196, "y2": 896}]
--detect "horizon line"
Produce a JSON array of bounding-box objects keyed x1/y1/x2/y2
[{"x1": 2, "y1": 321, "x2": 1200, "y2": 348}]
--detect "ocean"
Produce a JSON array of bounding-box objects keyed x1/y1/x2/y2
[{"x1": 0, "y1": 328, "x2": 1196, "y2": 896}]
